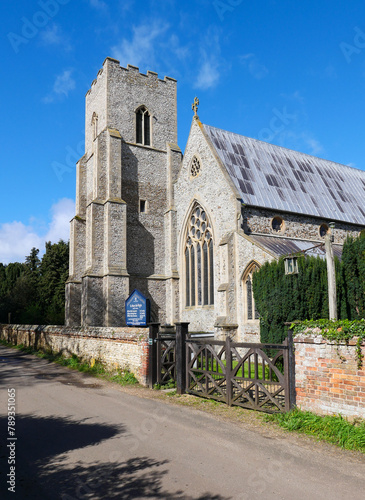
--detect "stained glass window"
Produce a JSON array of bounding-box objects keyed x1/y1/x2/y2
[
  {"x1": 243, "y1": 263, "x2": 260, "y2": 321},
  {"x1": 246, "y1": 276, "x2": 253, "y2": 320},
  {"x1": 185, "y1": 203, "x2": 214, "y2": 307}
]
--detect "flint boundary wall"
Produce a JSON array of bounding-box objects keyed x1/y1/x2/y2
[
  {"x1": 294, "y1": 333, "x2": 365, "y2": 418},
  {"x1": 0, "y1": 324, "x2": 149, "y2": 385}
]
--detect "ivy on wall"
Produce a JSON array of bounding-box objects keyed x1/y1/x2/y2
[{"x1": 292, "y1": 319, "x2": 365, "y2": 369}]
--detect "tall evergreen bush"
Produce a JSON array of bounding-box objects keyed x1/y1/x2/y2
[
  {"x1": 252, "y1": 255, "x2": 342, "y2": 344},
  {"x1": 341, "y1": 231, "x2": 365, "y2": 319}
]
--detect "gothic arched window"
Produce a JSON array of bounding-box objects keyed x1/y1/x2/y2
[
  {"x1": 185, "y1": 203, "x2": 214, "y2": 307},
  {"x1": 136, "y1": 106, "x2": 151, "y2": 146},
  {"x1": 243, "y1": 262, "x2": 260, "y2": 321}
]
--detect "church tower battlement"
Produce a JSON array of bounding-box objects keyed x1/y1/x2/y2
[{"x1": 65, "y1": 57, "x2": 182, "y2": 327}]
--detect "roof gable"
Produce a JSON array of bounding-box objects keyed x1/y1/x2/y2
[{"x1": 204, "y1": 124, "x2": 365, "y2": 225}]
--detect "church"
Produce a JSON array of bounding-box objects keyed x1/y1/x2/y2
[{"x1": 65, "y1": 57, "x2": 365, "y2": 342}]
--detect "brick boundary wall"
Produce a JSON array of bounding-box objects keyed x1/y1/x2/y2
[
  {"x1": 0, "y1": 324, "x2": 149, "y2": 386},
  {"x1": 294, "y1": 333, "x2": 365, "y2": 418}
]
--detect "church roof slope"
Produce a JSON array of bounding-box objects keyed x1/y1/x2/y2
[{"x1": 203, "y1": 124, "x2": 365, "y2": 225}]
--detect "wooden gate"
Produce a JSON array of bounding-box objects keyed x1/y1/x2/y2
[
  {"x1": 186, "y1": 335, "x2": 295, "y2": 413},
  {"x1": 156, "y1": 333, "x2": 176, "y2": 385},
  {"x1": 148, "y1": 323, "x2": 177, "y2": 387},
  {"x1": 148, "y1": 323, "x2": 295, "y2": 413}
]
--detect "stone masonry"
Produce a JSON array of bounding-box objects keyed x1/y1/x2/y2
[
  {"x1": 65, "y1": 58, "x2": 182, "y2": 327},
  {"x1": 0, "y1": 324, "x2": 149, "y2": 385}
]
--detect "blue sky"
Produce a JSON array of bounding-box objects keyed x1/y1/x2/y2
[{"x1": 1, "y1": 0, "x2": 365, "y2": 264}]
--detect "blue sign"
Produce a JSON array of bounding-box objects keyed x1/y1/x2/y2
[{"x1": 125, "y1": 289, "x2": 150, "y2": 326}]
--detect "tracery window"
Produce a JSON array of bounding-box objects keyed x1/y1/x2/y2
[
  {"x1": 185, "y1": 203, "x2": 214, "y2": 307},
  {"x1": 190, "y1": 156, "x2": 201, "y2": 178},
  {"x1": 136, "y1": 106, "x2": 151, "y2": 146},
  {"x1": 243, "y1": 262, "x2": 260, "y2": 321}
]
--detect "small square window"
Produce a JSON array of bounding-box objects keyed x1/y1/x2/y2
[
  {"x1": 284, "y1": 257, "x2": 298, "y2": 275},
  {"x1": 139, "y1": 199, "x2": 147, "y2": 213}
]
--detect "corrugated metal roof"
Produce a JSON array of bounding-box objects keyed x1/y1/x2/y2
[
  {"x1": 204, "y1": 124, "x2": 365, "y2": 225},
  {"x1": 248, "y1": 234, "x2": 343, "y2": 260}
]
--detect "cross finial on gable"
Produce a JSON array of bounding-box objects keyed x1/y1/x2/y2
[{"x1": 192, "y1": 97, "x2": 199, "y2": 119}]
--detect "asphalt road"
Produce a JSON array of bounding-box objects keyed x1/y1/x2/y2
[{"x1": 0, "y1": 345, "x2": 364, "y2": 500}]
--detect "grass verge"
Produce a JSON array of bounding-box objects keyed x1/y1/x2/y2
[
  {"x1": 265, "y1": 408, "x2": 365, "y2": 452},
  {"x1": 0, "y1": 339, "x2": 139, "y2": 386}
]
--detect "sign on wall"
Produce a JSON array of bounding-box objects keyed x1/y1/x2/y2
[{"x1": 125, "y1": 289, "x2": 150, "y2": 326}]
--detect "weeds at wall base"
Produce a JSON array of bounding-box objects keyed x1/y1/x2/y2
[
  {"x1": 0, "y1": 339, "x2": 139, "y2": 386},
  {"x1": 265, "y1": 408, "x2": 365, "y2": 453}
]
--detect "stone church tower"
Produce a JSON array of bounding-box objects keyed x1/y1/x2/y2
[{"x1": 65, "y1": 57, "x2": 181, "y2": 327}]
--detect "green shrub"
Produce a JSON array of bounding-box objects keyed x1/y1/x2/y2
[
  {"x1": 253, "y1": 255, "x2": 340, "y2": 344},
  {"x1": 252, "y1": 231, "x2": 365, "y2": 344}
]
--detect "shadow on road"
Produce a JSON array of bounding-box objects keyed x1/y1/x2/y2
[
  {"x1": 0, "y1": 414, "x2": 231, "y2": 499},
  {"x1": 49, "y1": 456, "x2": 231, "y2": 499}
]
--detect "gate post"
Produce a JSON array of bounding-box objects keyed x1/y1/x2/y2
[
  {"x1": 148, "y1": 323, "x2": 160, "y2": 389},
  {"x1": 225, "y1": 336, "x2": 233, "y2": 406},
  {"x1": 175, "y1": 322, "x2": 189, "y2": 395},
  {"x1": 287, "y1": 328, "x2": 296, "y2": 409}
]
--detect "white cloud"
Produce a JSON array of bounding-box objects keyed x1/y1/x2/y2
[
  {"x1": 0, "y1": 222, "x2": 43, "y2": 265},
  {"x1": 168, "y1": 34, "x2": 190, "y2": 61},
  {"x1": 45, "y1": 198, "x2": 75, "y2": 243},
  {"x1": 43, "y1": 70, "x2": 75, "y2": 103},
  {"x1": 111, "y1": 21, "x2": 169, "y2": 68},
  {"x1": 40, "y1": 24, "x2": 72, "y2": 51},
  {"x1": 194, "y1": 28, "x2": 223, "y2": 90},
  {"x1": 304, "y1": 136, "x2": 324, "y2": 156},
  {"x1": 195, "y1": 59, "x2": 220, "y2": 89},
  {"x1": 0, "y1": 198, "x2": 75, "y2": 265},
  {"x1": 41, "y1": 24, "x2": 62, "y2": 45},
  {"x1": 89, "y1": 0, "x2": 107, "y2": 9},
  {"x1": 240, "y1": 53, "x2": 269, "y2": 80},
  {"x1": 53, "y1": 70, "x2": 75, "y2": 96}
]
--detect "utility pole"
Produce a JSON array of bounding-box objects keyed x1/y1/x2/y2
[{"x1": 325, "y1": 222, "x2": 337, "y2": 320}]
